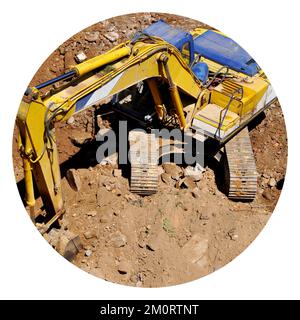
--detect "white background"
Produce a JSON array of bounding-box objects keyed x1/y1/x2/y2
[{"x1": 0, "y1": 0, "x2": 299, "y2": 300}]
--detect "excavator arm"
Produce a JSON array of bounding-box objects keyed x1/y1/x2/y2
[{"x1": 16, "y1": 36, "x2": 205, "y2": 225}]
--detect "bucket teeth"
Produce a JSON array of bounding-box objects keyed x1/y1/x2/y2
[
  {"x1": 129, "y1": 131, "x2": 158, "y2": 195},
  {"x1": 224, "y1": 127, "x2": 257, "y2": 201}
]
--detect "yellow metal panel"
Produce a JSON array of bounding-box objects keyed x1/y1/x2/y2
[
  {"x1": 211, "y1": 90, "x2": 242, "y2": 114},
  {"x1": 17, "y1": 99, "x2": 63, "y2": 215},
  {"x1": 211, "y1": 77, "x2": 268, "y2": 117},
  {"x1": 191, "y1": 28, "x2": 226, "y2": 38},
  {"x1": 194, "y1": 103, "x2": 240, "y2": 131},
  {"x1": 167, "y1": 54, "x2": 201, "y2": 99},
  {"x1": 110, "y1": 54, "x2": 161, "y2": 93},
  {"x1": 147, "y1": 78, "x2": 165, "y2": 120},
  {"x1": 74, "y1": 46, "x2": 131, "y2": 76}
]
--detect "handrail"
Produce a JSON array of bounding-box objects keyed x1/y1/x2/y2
[{"x1": 214, "y1": 87, "x2": 243, "y2": 139}]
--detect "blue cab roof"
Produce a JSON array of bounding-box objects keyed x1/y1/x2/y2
[
  {"x1": 193, "y1": 30, "x2": 259, "y2": 76},
  {"x1": 143, "y1": 20, "x2": 259, "y2": 77},
  {"x1": 142, "y1": 20, "x2": 193, "y2": 50}
]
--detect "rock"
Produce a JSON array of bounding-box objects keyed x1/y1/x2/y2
[
  {"x1": 161, "y1": 173, "x2": 173, "y2": 185},
  {"x1": 100, "y1": 211, "x2": 112, "y2": 223},
  {"x1": 55, "y1": 230, "x2": 82, "y2": 261},
  {"x1": 75, "y1": 51, "x2": 87, "y2": 63},
  {"x1": 117, "y1": 260, "x2": 131, "y2": 275},
  {"x1": 64, "y1": 50, "x2": 75, "y2": 70},
  {"x1": 171, "y1": 173, "x2": 181, "y2": 181},
  {"x1": 226, "y1": 229, "x2": 239, "y2": 241},
  {"x1": 104, "y1": 31, "x2": 119, "y2": 42},
  {"x1": 125, "y1": 193, "x2": 139, "y2": 202},
  {"x1": 70, "y1": 134, "x2": 91, "y2": 146},
  {"x1": 59, "y1": 216, "x2": 70, "y2": 230},
  {"x1": 83, "y1": 231, "x2": 97, "y2": 240},
  {"x1": 158, "y1": 166, "x2": 164, "y2": 175},
  {"x1": 46, "y1": 228, "x2": 61, "y2": 247},
  {"x1": 162, "y1": 163, "x2": 182, "y2": 176},
  {"x1": 261, "y1": 177, "x2": 269, "y2": 187},
  {"x1": 49, "y1": 64, "x2": 59, "y2": 74},
  {"x1": 119, "y1": 94, "x2": 132, "y2": 104},
  {"x1": 112, "y1": 188, "x2": 122, "y2": 196},
  {"x1": 262, "y1": 172, "x2": 270, "y2": 179},
  {"x1": 175, "y1": 179, "x2": 184, "y2": 189},
  {"x1": 113, "y1": 210, "x2": 120, "y2": 216},
  {"x1": 195, "y1": 255, "x2": 209, "y2": 270},
  {"x1": 130, "y1": 274, "x2": 140, "y2": 283},
  {"x1": 142, "y1": 13, "x2": 152, "y2": 24},
  {"x1": 108, "y1": 231, "x2": 127, "y2": 248},
  {"x1": 66, "y1": 169, "x2": 81, "y2": 191},
  {"x1": 262, "y1": 189, "x2": 272, "y2": 200},
  {"x1": 182, "y1": 234, "x2": 208, "y2": 265},
  {"x1": 146, "y1": 236, "x2": 160, "y2": 251},
  {"x1": 184, "y1": 166, "x2": 203, "y2": 181},
  {"x1": 182, "y1": 176, "x2": 197, "y2": 189},
  {"x1": 84, "y1": 31, "x2": 100, "y2": 42},
  {"x1": 96, "y1": 115, "x2": 104, "y2": 128},
  {"x1": 67, "y1": 116, "x2": 75, "y2": 125},
  {"x1": 100, "y1": 216, "x2": 109, "y2": 223},
  {"x1": 198, "y1": 212, "x2": 210, "y2": 221},
  {"x1": 191, "y1": 187, "x2": 201, "y2": 198},
  {"x1": 85, "y1": 249, "x2": 92, "y2": 257},
  {"x1": 58, "y1": 46, "x2": 65, "y2": 55},
  {"x1": 232, "y1": 234, "x2": 239, "y2": 240},
  {"x1": 102, "y1": 180, "x2": 115, "y2": 191},
  {"x1": 113, "y1": 169, "x2": 122, "y2": 177},
  {"x1": 99, "y1": 152, "x2": 118, "y2": 166},
  {"x1": 138, "y1": 240, "x2": 146, "y2": 248},
  {"x1": 195, "y1": 162, "x2": 205, "y2": 172},
  {"x1": 86, "y1": 210, "x2": 97, "y2": 217},
  {"x1": 268, "y1": 177, "x2": 277, "y2": 188},
  {"x1": 107, "y1": 25, "x2": 116, "y2": 32}
]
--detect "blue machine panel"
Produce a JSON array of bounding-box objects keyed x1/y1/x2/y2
[
  {"x1": 143, "y1": 20, "x2": 193, "y2": 51},
  {"x1": 193, "y1": 30, "x2": 259, "y2": 76},
  {"x1": 192, "y1": 62, "x2": 209, "y2": 83}
]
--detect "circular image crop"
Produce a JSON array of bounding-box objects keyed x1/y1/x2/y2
[{"x1": 13, "y1": 12, "x2": 287, "y2": 287}]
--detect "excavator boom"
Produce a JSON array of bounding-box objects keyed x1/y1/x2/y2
[{"x1": 16, "y1": 34, "x2": 204, "y2": 225}]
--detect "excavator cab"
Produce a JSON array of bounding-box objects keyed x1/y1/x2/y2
[
  {"x1": 193, "y1": 29, "x2": 260, "y2": 76},
  {"x1": 143, "y1": 20, "x2": 276, "y2": 201},
  {"x1": 143, "y1": 20, "x2": 209, "y2": 84},
  {"x1": 143, "y1": 20, "x2": 195, "y2": 67},
  {"x1": 143, "y1": 20, "x2": 262, "y2": 84}
]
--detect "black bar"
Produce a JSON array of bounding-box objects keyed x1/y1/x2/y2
[{"x1": 35, "y1": 70, "x2": 76, "y2": 90}]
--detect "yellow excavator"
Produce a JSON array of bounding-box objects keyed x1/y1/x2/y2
[{"x1": 16, "y1": 20, "x2": 276, "y2": 234}]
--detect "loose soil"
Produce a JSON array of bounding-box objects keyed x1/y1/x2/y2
[{"x1": 12, "y1": 13, "x2": 287, "y2": 287}]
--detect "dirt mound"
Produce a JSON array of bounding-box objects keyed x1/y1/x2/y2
[{"x1": 12, "y1": 13, "x2": 287, "y2": 287}]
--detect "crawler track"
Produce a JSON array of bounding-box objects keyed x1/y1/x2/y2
[
  {"x1": 129, "y1": 131, "x2": 158, "y2": 195},
  {"x1": 224, "y1": 127, "x2": 257, "y2": 201}
]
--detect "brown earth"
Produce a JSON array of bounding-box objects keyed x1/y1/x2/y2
[{"x1": 12, "y1": 13, "x2": 287, "y2": 287}]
